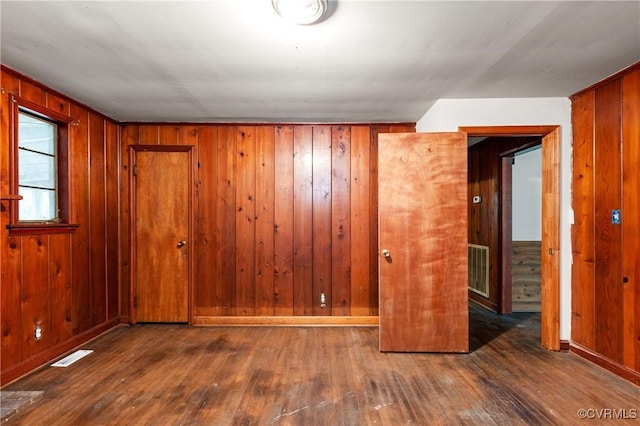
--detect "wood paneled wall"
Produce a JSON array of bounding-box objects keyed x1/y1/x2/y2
[
  {"x1": 512, "y1": 241, "x2": 541, "y2": 312},
  {"x1": 1, "y1": 67, "x2": 120, "y2": 385},
  {"x1": 120, "y1": 123, "x2": 414, "y2": 321},
  {"x1": 571, "y1": 63, "x2": 640, "y2": 375},
  {"x1": 467, "y1": 137, "x2": 540, "y2": 313}
]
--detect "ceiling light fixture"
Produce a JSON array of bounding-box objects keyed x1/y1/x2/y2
[{"x1": 272, "y1": 0, "x2": 328, "y2": 25}]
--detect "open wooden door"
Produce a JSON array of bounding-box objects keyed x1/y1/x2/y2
[
  {"x1": 131, "y1": 145, "x2": 193, "y2": 323},
  {"x1": 378, "y1": 132, "x2": 468, "y2": 352}
]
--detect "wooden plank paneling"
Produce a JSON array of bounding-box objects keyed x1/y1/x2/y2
[
  {"x1": 49, "y1": 234, "x2": 73, "y2": 345},
  {"x1": 312, "y1": 126, "x2": 332, "y2": 315},
  {"x1": 368, "y1": 126, "x2": 387, "y2": 316},
  {"x1": 159, "y1": 125, "x2": 179, "y2": 145},
  {"x1": 21, "y1": 236, "x2": 50, "y2": 359},
  {"x1": 89, "y1": 112, "x2": 107, "y2": 326},
  {"x1": 235, "y1": 127, "x2": 256, "y2": 315},
  {"x1": 273, "y1": 126, "x2": 295, "y2": 315},
  {"x1": 1, "y1": 67, "x2": 120, "y2": 385},
  {"x1": 293, "y1": 126, "x2": 313, "y2": 315},
  {"x1": 331, "y1": 126, "x2": 351, "y2": 315},
  {"x1": 1, "y1": 71, "x2": 21, "y2": 370},
  {"x1": 254, "y1": 126, "x2": 275, "y2": 315},
  {"x1": 138, "y1": 125, "x2": 159, "y2": 144},
  {"x1": 70, "y1": 104, "x2": 91, "y2": 334},
  {"x1": 570, "y1": 91, "x2": 596, "y2": 348},
  {"x1": 105, "y1": 121, "x2": 120, "y2": 320},
  {"x1": 350, "y1": 126, "x2": 370, "y2": 316},
  {"x1": 194, "y1": 126, "x2": 218, "y2": 311},
  {"x1": 119, "y1": 125, "x2": 138, "y2": 320},
  {"x1": 216, "y1": 126, "x2": 237, "y2": 315},
  {"x1": 178, "y1": 126, "x2": 198, "y2": 146},
  {"x1": 621, "y1": 69, "x2": 640, "y2": 370},
  {"x1": 593, "y1": 80, "x2": 623, "y2": 362}
]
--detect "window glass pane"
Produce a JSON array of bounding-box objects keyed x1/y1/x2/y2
[
  {"x1": 18, "y1": 187, "x2": 56, "y2": 221},
  {"x1": 18, "y1": 110, "x2": 58, "y2": 222},
  {"x1": 18, "y1": 149, "x2": 56, "y2": 189},
  {"x1": 18, "y1": 113, "x2": 56, "y2": 155}
]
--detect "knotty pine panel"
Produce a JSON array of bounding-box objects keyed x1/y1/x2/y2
[
  {"x1": 70, "y1": 104, "x2": 92, "y2": 334},
  {"x1": 594, "y1": 80, "x2": 623, "y2": 363},
  {"x1": 312, "y1": 126, "x2": 332, "y2": 315},
  {"x1": 254, "y1": 126, "x2": 275, "y2": 315},
  {"x1": 570, "y1": 90, "x2": 596, "y2": 348},
  {"x1": 89, "y1": 112, "x2": 107, "y2": 326},
  {"x1": 293, "y1": 126, "x2": 314, "y2": 315},
  {"x1": 622, "y1": 69, "x2": 640, "y2": 370},
  {"x1": 331, "y1": 126, "x2": 351, "y2": 316},
  {"x1": 121, "y1": 123, "x2": 415, "y2": 319},
  {"x1": 273, "y1": 126, "x2": 295, "y2": 315},
  {"x1": 1, "y1": 66, "x2": 120, "y2": 384},
  {"x1": 194, "y1": 126, "x2": 218, "y2": 313},
  {"x1": 105, "y1": 121, "x2": 120, "y2": 320},
  {"x1": 350, "y1": 126, "x2": 371, "y2": 316},
  {"x1": 235, "y1": 127, "x2": 257, "y2": 315}
]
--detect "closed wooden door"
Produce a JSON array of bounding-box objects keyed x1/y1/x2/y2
[
  {"x1": 378, "y1": 132, "x2": 468, "y2": 352},
  {"x1": 131, "y1": 146, "x2": 193, "y2": 323}
]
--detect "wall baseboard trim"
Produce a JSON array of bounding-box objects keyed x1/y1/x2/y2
[
  {"x1": 192, "y1": 316, "x2": 379, "y2": 327},
  {"x1": 559, "y1": 340, "x2": 570, "y2": 352},
  {"x1": 1, "y1": 318, "x2": 122, "y2": 386},
  {"x1": 570, "y1": 342, "x2": 640, "y2": 386}
]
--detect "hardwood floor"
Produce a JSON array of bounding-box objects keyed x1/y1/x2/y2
[{"x1": 2, "y1": 305, "x2": 639, "y2": 425}]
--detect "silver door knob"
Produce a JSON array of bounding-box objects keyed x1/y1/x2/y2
[
  {"x1": 177, "y1": 240, "x2": 187, "y2": 248},
  {"x1": 382, "y1": 249, "x2": 390, "y2": 258}
]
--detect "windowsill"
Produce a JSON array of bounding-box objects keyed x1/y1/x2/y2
[{"x1": 7, "y1": 223, "x2": 80, "y2": 236}]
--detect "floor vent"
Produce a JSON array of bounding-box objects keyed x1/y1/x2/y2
[
  {"x1": 468, "y1": 244, "x2": 489, "y2": 298},
  {"x1": 51, "y1": 350, "x2": 93, "y2": 367}
]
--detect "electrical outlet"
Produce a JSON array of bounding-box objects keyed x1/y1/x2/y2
[
  {"x1": 320, "y1": 292, "x2": 326, "y2": 308},
  {"x1": 34, "y1": 325, "x2": 43, "y2": 341}
]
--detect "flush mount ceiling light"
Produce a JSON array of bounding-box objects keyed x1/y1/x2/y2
[{"x1": 272, "y1": 0, "x2": 328, "y2": 25}]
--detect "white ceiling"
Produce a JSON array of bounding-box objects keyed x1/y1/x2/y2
[{"x1": 1, "y1": 0, "x2": 639, "y2": 123}]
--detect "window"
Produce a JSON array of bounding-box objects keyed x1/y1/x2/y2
[
  {"x1": 18, "y1": 111, "x2": 58, "y2": 221},
  {"x1": 8, "y1": 95, "x2": 77, "y2": 235}
]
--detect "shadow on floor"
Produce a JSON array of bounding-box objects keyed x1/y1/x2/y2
[{"x1": 468, "y1": 302, "x2": 541, "y2": 352}]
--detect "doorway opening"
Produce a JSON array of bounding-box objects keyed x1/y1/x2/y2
[{"x1": 461, "y1": 126, "x2": 561, "y2": 351}]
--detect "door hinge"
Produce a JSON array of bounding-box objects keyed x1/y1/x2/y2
[
  {"x1": 133, "y1": 164, "x2": 138, "y2": 176},
  {"x1": 133, "y1": 296, "x2": 138, "y2": 308}
]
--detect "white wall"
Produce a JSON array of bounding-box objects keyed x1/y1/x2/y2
[
  {"x1": 513, "y1": 147, "x2": 542, "y2": 241},
  {"x1": 416, "y1": 97, "x2": 572, "y2": 340}
]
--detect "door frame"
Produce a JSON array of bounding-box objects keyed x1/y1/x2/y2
[
  {"x1": 129, "y1": 144, "x2": 196, "y2": 325},
  {"x1": 460, "y1": 126, "x2": 561, "y2": 351}
]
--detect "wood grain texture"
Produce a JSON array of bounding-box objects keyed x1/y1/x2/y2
[
  {"x1": 622, "y1": 69, "x2": 640, "y2": 370},
  {"x1": 293, "y1": 126, "x2": 313, "y2": 315},
  {"x1": 312, "y1": 126, "x2": 332, "y2": 315},
  {"x1": 593, "y1": 80, "x2": 623, "y2": 362},
  {"x1": 105, "y1": 121, "x2": 120, "y2": 320},
  {"x1": 379, "y1": 132, "x2": 468, "y2": 352},
  {"x1": 8, "y1": 306, "x2": 639, "y2": 425},
  {"x1": 235, "y1": 127, "x2": 256, "y2": 315},
  {"x1": 70, "y1": 104, "x2": 92, "y2": 334},
  {"x1": 540, "y1": 128, "x2": 561, "y2": 351},
  {"x1": 570, "y1": 91, "x2": 596, "y2": 348},
  {"x1": 216, "y1": 127, "x2": 237, "y2": 315},
  {"x1": 350, "y1": 126, "x2": 371, "y2": 316},
  {"x1": 512, "y1": 241, "x2": 541, "y2": 313},
  {"x1": 255, "y1": 126, "x2": 275, "y2": 315},
  {"x1": 133, "y1": 148, "x2": 191, "y2": 323},
  {"x1": 273, "y1": 126, "x2": 295, "y2": 315},
  {"x1": 331, "y1": 126, "x2": 351, "y2": 315},
  {"x1": 89, "y1": 112, "x2": 107, "y2": 326},
  {"x1": 194, "y1": 126, "x2": 218, "y2": 311}
]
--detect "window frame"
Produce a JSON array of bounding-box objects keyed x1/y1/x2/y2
[{"x1": 7, "y1": 95, "x2": 78, "y2": 235}]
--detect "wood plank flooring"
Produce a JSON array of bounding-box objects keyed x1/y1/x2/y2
[{"x1": 2, "y1": 305, "x2": 639, "y2": 425}]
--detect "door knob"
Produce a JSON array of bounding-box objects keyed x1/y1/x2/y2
[
  {"x1": 382, "y1": 249, "x2": 391, "y2": 258},
  {"x1": 177, "y1": 240, "x2": 187, "y2": 248}
]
